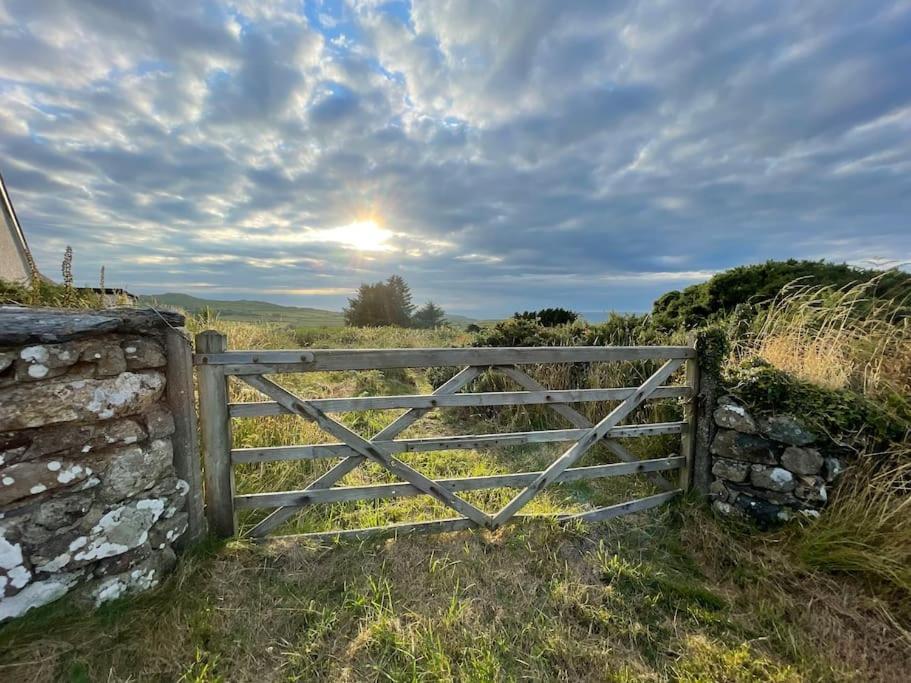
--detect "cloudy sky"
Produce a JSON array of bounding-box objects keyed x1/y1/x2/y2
[{"x1": 1, "y1": 1, "x2": 909, "y2": 316}]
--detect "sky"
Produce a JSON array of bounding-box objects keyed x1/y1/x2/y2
[{"x1": 1, "y1": 1, "x2": 910, "y2": 316}]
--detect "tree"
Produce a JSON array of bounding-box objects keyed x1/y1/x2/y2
[
  {"x1": 384, "y1": 275, "x2": 415, "y2": 326},
  {"x1": 413, "y1": 301, "x2": 447, "y2": 328},
  {"x1": 344, "y1": 276, "x2": 417, "y2": 327}
]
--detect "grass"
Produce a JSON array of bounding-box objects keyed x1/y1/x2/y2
[
  {"x1": 1, "y1": 318, "x2": 909, "y2": 680},
  {"x1": 139, "y1": 292, "x2": 347, "y2": 327}
]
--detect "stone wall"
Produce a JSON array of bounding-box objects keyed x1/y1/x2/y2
[
  {"x1": 0, "y1": 308, "x2": 201, "y2": 622},
  {"x1": 709, "y1": 395, "x2": 844, "y2": 524}
]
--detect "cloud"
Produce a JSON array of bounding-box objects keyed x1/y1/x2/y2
[{"x1": 0, "y1": 0, "x2": 908, "y2": 315}]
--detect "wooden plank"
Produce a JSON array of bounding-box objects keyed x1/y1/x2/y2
[
  {"x1": 557, "y1": 490, "x2": 681, "y2": 523},
  {"x1": 496, "y1": 365, "x2": 675, "y2": 490},
  {"x1": 197, "y1": 350, "x2": 315, "y2": 365},
  {"x1": 240, "y1": 375, "x2": 493, "y2": 527},
  {"x1": 196, "y1": 330, "x2": 235, "y2": 537},
  {"x1": 679, "y1": 337, "x2": 700, "y2": 492},
  {"x1": 267, "y1": 516, "x2": 480, "y2": 543},
  {"x1": 165, "y1": 327, "x2": 206, "y2": 547},
  {"x1": 260, "y1": 491, "x2": 680, "y2": 543},
  {"x1": 228, "y1": 385, "x2": 689, "y2": 417},
  {"x1": 231, "y1": 422, "x2": 686, "y2": 464},
  {"x1": 203, "y1": 346, "x2": 695, "y2": 374},
  {"x1": 490, "y1": 357, "x2": 685, "y2": 528},
  {"x1": 245, "y1": 365, "x2": 484, "y2": 538},
  {"x1": 604, "y1": 440, "x2": 674, "y2": 492},
  {"x1": 234, "y1": 456, "x2": 685, "y2": 509}
]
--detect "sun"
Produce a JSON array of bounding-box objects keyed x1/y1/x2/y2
[{"x1": 328, "y1": 219, "x2": 393, "y2": 252}]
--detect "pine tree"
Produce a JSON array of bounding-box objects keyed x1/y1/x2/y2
[{"x1": 413, "y1": 301, "x2": 446, "y2": 328}]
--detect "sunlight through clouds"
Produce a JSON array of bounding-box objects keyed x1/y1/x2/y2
[{"x1": 0, "y1": 0, "x2": 908, "y2": 314}]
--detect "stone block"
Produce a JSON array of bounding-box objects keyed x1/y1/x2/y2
[
  {"x1": 0, "y1": 351, "x2": 15, "y2": 373},
  {"x1": 149, "y1": 512, "x2": 188, "y2": 550},
  {"x1": 0, "y1": 460, "x2": 95, "y2": 507},
  {"x1": 0, "y1": 371, "x2": 166, "y2": 431},
  {"x1": 760, "y1": 415, "x2": 815, "y2": 446},
  {"x1": 732, "y1": 495, "x2": 782, "y2": 526},
  {"x1": 97, "y1": 439, "x2": 174, "y2": 503},
  {"x1": 14, "y1": 343, "x2": 81, "y2": 382},
  {"x1": 750, "y1": 465, "x2": 795, "y2": 492},
  {"x1": 1, "y1": 419, "x2": 147, "y2": 465},
  {"x1": 0, "y1": 573, "x2": 79, "y2": 622},
  {"x1": 145, "y1": 404, "x2": 175, "y2": 439},
  {"x1": 794, "y1": 476, "x2": 827, "y2": 504},
  {"x1": 711, "y1": 458, "x2": 751, "y2": 482},
  {"x1": 80, "y1": 341, "x2": 127, "y2": 376},
  {"x1": 84, "y1": 546, "x2": 176, "y2": 607},
  {"x1": 713, "y1": 399, "x2": 757, "y2": 433},
  {"x1": 711, "y1": 429, "x2": 778, "y2": 464},
  {"x1": 121, "y1": 339, "x2": 166, "y2": 370},
  {"x1": 780, "y1": 446, "x2": 823, "y2": 475}
]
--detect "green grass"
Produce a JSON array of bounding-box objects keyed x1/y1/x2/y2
[{"x1": 1, "y1": 320, "x2": 908, "y2": 681}]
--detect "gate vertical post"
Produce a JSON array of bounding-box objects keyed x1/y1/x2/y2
[
  {"x1": 196, "y1": 330, "x2": 235, "y2": 537},
  {"x1": 165, "y1": 327, "x2": 206, "y2": 546},
  {"x1": 680, "y1": 335, "x2": 701, "y2": 492}
]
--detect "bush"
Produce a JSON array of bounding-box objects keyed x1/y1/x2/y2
[{"x1": 651, "y1": 260, "x2": 911, "y2": 330}]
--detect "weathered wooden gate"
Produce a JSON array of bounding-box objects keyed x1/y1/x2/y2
[{"x1": 194, "y1": 332, "x2": 699, "y2": 541}]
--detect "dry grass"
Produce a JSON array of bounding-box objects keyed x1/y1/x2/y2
[{"x1": 742, "y1": 279, "x2": 911, "y2": 402}]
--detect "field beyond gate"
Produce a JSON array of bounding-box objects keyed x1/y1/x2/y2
[{"x1": 194, "y1": 335, "x2": 699, "y2": 540}]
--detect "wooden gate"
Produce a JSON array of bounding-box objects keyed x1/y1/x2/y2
[{"x1": 194, "y1": 333, "x2": 699, "y2": 541}]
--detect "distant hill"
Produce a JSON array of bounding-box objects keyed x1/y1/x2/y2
[
  {"x1": 139, "y1": 292, "x2": 488, "y2": 328},
  {"x1": 139, "y1": 293, "x2": 345, "y2": 327}
]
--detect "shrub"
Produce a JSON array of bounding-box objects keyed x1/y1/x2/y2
[{"x1": 652, "y1": 259, "x2": 911, "y2": 330}]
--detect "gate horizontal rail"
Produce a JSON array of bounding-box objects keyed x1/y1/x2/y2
[
  {"x1": 194, "y1": 336, "x2": 699, "y2": 541},
  {"x1": 230, "y1": 421, "x2": 686, "y2": 464}
]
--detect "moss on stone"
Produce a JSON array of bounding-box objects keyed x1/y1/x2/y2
[{"x1": 723, "y1": 358, "x2": 906, "y2": 448}]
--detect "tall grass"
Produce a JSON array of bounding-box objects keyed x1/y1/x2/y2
[
  {"x1": 742, "y1": 279, "x2": 911, "y2": 408},
  {"x1": 796, "y1": 449, "x2": 911, "y2": 596},
  {"x1": 738, "y1": 279, "x2": 911, "y2": 600}
]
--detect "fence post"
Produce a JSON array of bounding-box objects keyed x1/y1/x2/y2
[
  {"x1": 680, "y1": 334, "x2": 700, "y2": 491},
  {"x1": 165, "y1": 327, "x2": 206, "y2": 547},
  {"x1": 196, "y1": 330, "x2": 235, "y2": 537}
]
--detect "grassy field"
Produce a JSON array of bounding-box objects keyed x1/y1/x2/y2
[
  {"x1": 139, "y1": 293, "x2": 347, "y2": 327},
  {"x1": 1, "y1": 320, "x2": 908, "y2": 681}
]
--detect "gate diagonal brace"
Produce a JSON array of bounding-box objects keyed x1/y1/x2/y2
[
  {"x1": 494, "y1": 365, "x2": 675, "y2": 491},
  {"x1": 247, "y1": 365, "x2": 485, "y2": 537},
  {"x1": 490, "y1": 358, "x2": 683, "y2": 528},
  {"x1": 241, "y1": 371, "x2": 492, "y2": 531}
]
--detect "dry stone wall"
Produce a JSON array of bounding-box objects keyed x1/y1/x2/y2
[
  {"x1": 0, "y1": 308, "x2": 196, "y2": 622},
  {"x1": 709, "y1": 395, "x2": 843, "y2": 524}
]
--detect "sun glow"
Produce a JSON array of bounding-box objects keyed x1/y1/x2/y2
[{"x1": 326, "y1": 219, "x2": 393, "y2": 252}]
